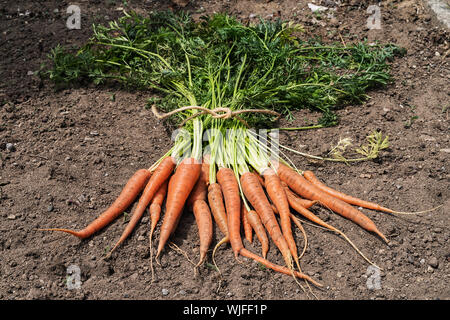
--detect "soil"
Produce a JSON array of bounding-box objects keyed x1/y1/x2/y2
[{"x1": 0, "y1": 0, "x2": 449, "y2": 301}]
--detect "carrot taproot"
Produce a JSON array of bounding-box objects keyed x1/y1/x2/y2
[
  {"x1": 106, "y1": 156, "x2": 176, "y2": 257},
  {"x1": 156, "y1": 157, "x2": 202, "y2": 259},
  {"x1": 268, "y1": 190, "x2": 308, "y2": 262},
  {"x1": 262, "y1": 167, "x2": 300, "y2": 271},
  {"x1": 245, "y1": 208, "x2": 269, "y2": 259},
  {"x1": 304, "y1": 171, "x2": 443, "y2": 215},
  {"x1": 240, "y1": 171, "x2": 293, "y2": 269},
  {"x1": 208, "y1": 182, "x2": 230, "y2": 271},
  {"x1": 186, "y1": 158, "x2": 210, "y2": 209},
  {"x1": 275, "y1": 162, "x2": 388, "y2": 243},
  {"x1": 303, "y1": 170, "x2": 395, "y2": 212},
  {"x1": 148, "y1": 179, "x2": 168, "y2": 281},
  {"x1": 217, "y1": 170, "x2": 319, "y2": 286},
  {"x1": 242, "y1": 204, "x2": 253, "y2": 243},
  {"x1": 208, "y1": 183, "x2": 228, "y2": 237},
  {"x1": 192, "y1": 199, "x2": 213, "y2": 267},
  {"x1": 285, "y1": 186, "x2": 381, "y2": 269},
  {"x1": 284, "y1": 186, "x2": 337, "y2": 231},
  {"x1": 280, "y1": 181, "x2": 318, "y2": 209},
  {"x1": 39, "y1": 168, "x2": 151, "y2": 239},
  {"x1": 262, "y1": 173, "x2": 317, "y2": 209},
  {"x1": 149, "y1": 180, "x2": 169, "y2": 237},
  {"x1": 216, "y1": 167, "x2": 243, "y2": 259}
]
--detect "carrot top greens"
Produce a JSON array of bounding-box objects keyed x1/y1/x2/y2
[{"x1": 45, "y1": 10, "x2": 404, "y2": 128}]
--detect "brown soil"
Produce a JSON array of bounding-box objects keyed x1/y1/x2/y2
[{"x1": 0, "y1": 0, "x2": 449, "y2": 300}]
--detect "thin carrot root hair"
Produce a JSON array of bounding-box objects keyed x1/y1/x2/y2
[
  {"x1": 212, "y1": 236, "x2": 229, "y2": 275},
  {"x1": 168, "y1": 242, "x2": 196, "y2": 267},
  {"x1": 385, "y1": 204, "x2": 444, "y2": 215},
  {"x1": 290, "y1": 214, "x2": 308, "y2": 260}
]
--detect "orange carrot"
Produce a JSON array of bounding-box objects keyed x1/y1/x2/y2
[
  {"x1": 275, "y1": 162, "x2": 388, "y2": 243},
  {"x1": 156, "y1": 157, "x2": 201, "y2": 259},
  {"x1": 208, "y1": 182, "x2": 230, "y2": 271},
  {"x1": 303, "y1": 170, "x2": 394, "y2": 213},
  {"x1": 245, "y1": 208, "x2": 269, "y2": 259},
  {"x1": 262, "y1": 173, "x2": 317, "y2": 209},
  {"x1": 262, "y1": 167, "x2": 300, "y2": 270},
  {"x1": 240, "y1": 171, "x2": 293, "y2": 269},
  {"x1": 107, "y1": 156, "x2": 176, "y2": 256},
  {"x1": 149, "y1": 180, "x2": 169, "y2": 237},
  {"x1": 208, "y1": 183, "x2": 228, "y2": 237},
  {"x1": 39, "y1": 169, "x2": 151, "y2": 239},
  {"x1": 186, "y1": 159, "x2": 210, "y2": 209},
  {"x1": 216, "y1": 170, "x2": 319, "y2": 286},
  {"x1": 285, "y1": 186, "x2": 381, "y2": 268},
  {"x1": 281, "y1": 181, "x2": 318, "y2": 209},
  {"x1": 242, "y1": 204, "x2": 253, "y2": 243},
  {"x1": 148, "y1": 179, "x2": 168, "y2": 281},
  {"x1": 216, "y1": 167, "x2": 243, "y2": 259},
  {"x1": 284, "y1": 186, "x2": 338, "y2": 231},
  {"x1": 192, "y1": 199, "x2": 213, "y2": 267}
]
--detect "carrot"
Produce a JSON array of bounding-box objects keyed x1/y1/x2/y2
[
  {"x1": 148, "y1": 179, "x2": 168, "y2": 281},
  {"x1": 303, "y1": 170, "x2": 394, "y2": 213},
  {"x1": 268, "y1": 190, "x2": 308, "y2": 262},
  {"x1": 285, "y1": 186, "x2": 381, "y2": 268},
  {"x1": 208, "y1": 183, "x2": 228, "y2": 237},
  {"x1": 186, "y1": 158, "x2": 210, "y2": 209},
  {"x1": 240, "y1": 171, "x2": 293, "y2": 269},
  {"x1": 208, "y1": 182, "x2": 230, "y2": 271},
  {"x1": 262, "y1": 167, "x2": 300, "y2": 271},
  {"x1": 149, "y1": 180, "x2": 169, "y2": 237},
  {"x1": 242, "y1": 204, "x2": 253, "y2": 243},
  {"x1": 192, "y1": 199, "x2": 213, "y2": 267},
  {"x1": 284, "y1": 186, "x2": 337, "y2": 231},
  {"x1": 245, "y1": 208, "x2": 269, "y2": 259},
  {"x1": 280, "y1": 181, "x2": 317, "y2": 209},
  {"x1": 156, "y1": 157, "x2": 201, "y2": 259},
  {"x1": 217, "y1": 169, "x2": 319, "y2": 287},
  {"x1": 106, "y1": 156, "x2": 176, "y2": 257},
  {"x1": 216, "y1": 167, "x2": 243, "y2": 259},
  {"x1": 39, "y1": 169, "x2": 151, "y2": 239},
  {"x1": 275, "y1": 162, "x2": 388, "y2": 243}
]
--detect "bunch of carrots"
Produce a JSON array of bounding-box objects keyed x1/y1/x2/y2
[
  {"x1": 40, "y1": 118, "x2": 413, "y2": 290},
  {"x1": 40, "y1": 11, "x2": 427, "y2": 292}
]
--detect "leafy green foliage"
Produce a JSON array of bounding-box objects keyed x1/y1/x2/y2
[{"x1": 44, "y1": 10, "x2": 403, "y2": 128}]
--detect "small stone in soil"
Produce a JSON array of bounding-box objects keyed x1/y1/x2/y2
[
  {"x1": 6, "y1": 143, "x2": 16, "y2": 152},
  {"x1": 428, "y1": 257, "x2": 439, "y2": 268},
  {"x1": 162, "y1": 288, "x2": 169, "y2": 296}
]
